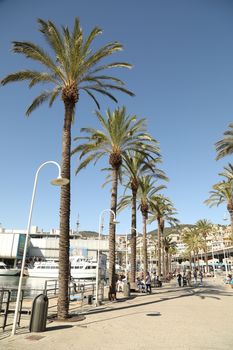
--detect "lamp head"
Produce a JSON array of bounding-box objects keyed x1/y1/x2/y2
[
  {"x1": 113, "y1": 219, "x2": 120, "y2": 225},
  {"x1": 51, "y1": 176, "x2": 70, "y2": 186}
]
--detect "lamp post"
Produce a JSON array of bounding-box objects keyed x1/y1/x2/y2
[
  {"x1": 211, "y1": 242, "x2": 216, "y2": 279},
  {"x1": 11, "y1": 161, "x2": 69, "y2": 336},
  {"x1": 95, "y1": 209, "x2": 117, "y2": 307},
  {"x1": 218, "y1": 241, "x2": 228, "y2": 279},
  {"x1": 125, "y1": 231, "x2": 128, "y2": 281}
]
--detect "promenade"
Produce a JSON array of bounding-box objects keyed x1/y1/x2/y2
[{"x1": 1, "y1": 277, "x2": 233, "y2": 350}]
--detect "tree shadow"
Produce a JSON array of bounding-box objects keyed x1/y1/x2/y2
[
  {"x1": 46, "y1": 324, "x2": 74, "y2": 332},
  {"x1": 79, "y1": 283, "x2": 233, "y2": 325}
]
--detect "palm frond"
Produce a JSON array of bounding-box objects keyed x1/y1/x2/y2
[
  {"x1": 11, "y1": 41, "x2": 65, "y2": 81},
  {"x1": 26, "y1": 90, "x2": 54, "y2": 115},
  {"x1": 82, "y1": 88, "x2": 100, "y2": 109},
  {"x1": 81, "y1": 85, "x2": 118, "y2": 103}
]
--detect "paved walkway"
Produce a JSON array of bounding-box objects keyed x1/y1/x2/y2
[{"x1": 1, "y1": 277, "x2": 233, "y2": 350}]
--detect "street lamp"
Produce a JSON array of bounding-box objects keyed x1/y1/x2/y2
[
  {"x1": 211, "y1": 242, "x2": 216, "y2": 279},
  {"x1": 218, "y1": 241, "x2": 228, "y2": 279},
  {"x1": 125, "y1": 231, "x2": 128, "y2": 281},
  {"x1": 95, "y1": 209, "x2": 118, "y2": 306},
  {"x1": 12, "y1": 161, "x2": 69, "y2": 335}
]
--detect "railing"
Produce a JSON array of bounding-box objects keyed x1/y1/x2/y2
[
  {"x1": 0, "y1": 279, "x2": 106, "y2": 332},
  {"x1": 0, "y1": 288, "x2": 25, "y2": 331}
]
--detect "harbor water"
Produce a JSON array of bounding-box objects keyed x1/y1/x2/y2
[
  {"x1": 0, "y1": 275, "x2": 96, "y2": 299},
  {"x1": 0, "y1": 275, "x2": 55, "y2": 298}
]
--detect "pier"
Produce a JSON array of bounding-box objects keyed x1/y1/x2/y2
[{"x1": 1, "y1": 276, "x2": 233, "y2": 349}]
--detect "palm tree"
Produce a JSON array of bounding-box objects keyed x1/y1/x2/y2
[
  {"x1": 196, "y1": 219, "x2": 213, "y2": 272},
  {"x1": 118, "y1": 151, "x2": 165, "y2": 286},
  {"x1": 182, "y1": 228, "x2": 202, "y2": 268},
  {"x1": 137, "y1": 176, "x2": 165, "y2": 277},
  {"x1": 72, "y1": 106, "x2": 156, "y2": 297},
  {"x1": 168, "y1": 245, "x2": 177, "y2": 273},
  {"x1": 1, "y1": 19, "x2": 133, "y2": 319},
  {"x1": 163, "y1": 234, "x2": 177, "y2": 276},
  {"x1": 148, "y1": 195, "x2": 177, "y2": 277},
  {"x1": 216, "y1": 123, "x2": 233, "y2": 159},
  {"x1": 205, "y1": 180, "x2": 233, "y2": 240}
]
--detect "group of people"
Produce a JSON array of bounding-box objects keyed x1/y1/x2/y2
[
  {"x1": 177, "y1": 269, "x2": 203, "y2": 287},
  {"x1": 136, "y1": 271, "x2": 152, "y2": 293}
]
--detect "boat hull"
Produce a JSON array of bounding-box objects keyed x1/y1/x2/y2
[
  {"x1": 27, "y1": 270, "x2": 99, "y2": 279},
  {"x1": 27, "y1": 255, "x2": 106, "y2": 279},
  {"x1": 0, "y1": 269, "x2": 20, "y2": 276}
]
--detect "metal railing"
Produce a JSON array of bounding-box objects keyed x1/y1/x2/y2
[
  {"x1": 0, "y1": 288, "x2": 25, "y2": 331},
  {"x1": 0, "y1": 279, "x2": 106, "y2": 332}
]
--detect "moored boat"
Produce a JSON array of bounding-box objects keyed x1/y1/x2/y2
[
  {"x1": 27, "y1": 255, "x2": 106, "y2": 279},
  {"x1": 0, "y1": 262, "x2": 20, "y2": 276}
]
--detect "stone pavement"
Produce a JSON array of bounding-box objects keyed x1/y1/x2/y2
[{"x1": 1, "y1": 277, "x2": 233, "y2": 350}]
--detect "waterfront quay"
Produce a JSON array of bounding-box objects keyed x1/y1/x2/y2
[{"x1": 1, "y1": 277, "x2": 233, "y2": 350}]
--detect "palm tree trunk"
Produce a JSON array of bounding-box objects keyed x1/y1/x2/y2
[
  {"x1": 189, "y1": 253, "x2": 192, "y2": 271},
  {"x1": 168, "y1": 252, "x2": 172, "y2": 272},
  {"x1": 165, "y1": 250, "x2": 169, "y2": 275},
  {"x1": 142, "y1": 212, "x2": 148, "y2": 277},
  {"x1": 229, "y1": 209, "x2": 233, "y2": 239},
  {"x1": 196, "y1": 250, "x2": 200, "y2": 269},
  {"x1": 204, "y1": 250, "x2": 208, "y2": 273},
  {"x1": 193, "y1": 252, "x2": 196, "y2": 268},
  {"x1": 161, "y1": 239, "x2": 165, "y2": 276},
  {"x1": 130, "y1": 189, "x2": 137, "y2": 286},
  {"x1": 204, "y1": 238, "x2": 208, "y2": 273},
  {"x1": 157, "y1": 219, "x2": 161, "y2": 277},
  {"x1": 58, "y1": 102, "x2": 73, "y2": 319},
  {"x1": 108, "y1": 167, "x2": 118, "y2": 297}
]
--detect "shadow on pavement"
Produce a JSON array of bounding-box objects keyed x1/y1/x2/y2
[
  {"x1": 79, "y1": 281, "x2": 233, "y2": 326},
  {"x1": 46, "y1": 324, "x2": 74, "y2": 332}
]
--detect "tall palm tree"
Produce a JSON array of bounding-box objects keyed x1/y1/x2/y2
[
  {"x1": 196, "y1": 219, "x2": 213, "y2": 272},
  {"x1": 163, "y1": 234, "x2": 177, "y2": 276},
  {"x1": 168, "y1": 245, "x2": 177, "y2": 273},
  {"x1": 205, "y1": 180, "x2": 233, "y2": 240},
  {"x1": 182, "y1": 227, "x2": 202, "y2": 268},
  {"x1": 216, "y1": 123, "x2": 233, "y2": 160},
  {"x1": 72, "y1": 106, "x2": 156, "y2": 297},
  {"x1": 1, "y1": 19, "x2": 133, "y2": 319},
  {"x1": 148, "y1": 195, "x2": 177, "y2": 277},
  {"x1": 118, "y1": 151, "x2": 165, "y2": 286},
  {"x1": 137, "y1": 176, "x2": 165, "y2": 277}
]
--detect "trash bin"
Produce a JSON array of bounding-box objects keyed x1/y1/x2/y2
[
  {"x1": 29, "y1": 294, "x2": 48, "y2": 332},
  {"x1": 87, "y1": 295, "x2": 93, "y2": 305},
  {"x1": 123, "y1": 282, "x2": 130, "y2": 297}
]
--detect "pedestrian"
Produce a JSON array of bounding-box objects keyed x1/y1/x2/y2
[
  {"x1": 182, "y1": 273, "x2": 187, "y2": 287},
  {"x1": 187, "y1": 270, "x2": 192, "y2": 286},
  {"x1": 193, "y1": 269, "x2": 198, "y2": 285},
  {"x1": 199, "y1": 270, "x2": 203, "y2": 285},
  {"x1": 145, "y1": 271, "x2": 152, "y2": 294},
  {"x1": 177, "y1": 272, "x2": 182, "y2": 287}
]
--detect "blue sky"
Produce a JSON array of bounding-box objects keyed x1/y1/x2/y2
[{"x1": 0, "y1": 0, "x2": 233, "y2": 234}]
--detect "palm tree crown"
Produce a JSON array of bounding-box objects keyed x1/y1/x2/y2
[
  {"x1": 73, "y1": 106, "x2": 159, "y2": 171},
  {"x1": 1, "y1": 18, "x2": 134, "y2": 113},
  {"x1": 216, "y1": 123, "x2": 233, "y2": 160}
]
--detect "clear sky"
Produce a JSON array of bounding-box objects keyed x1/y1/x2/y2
[{"x1": 0, "y1": 0, "x2": 233, "y2": 235}]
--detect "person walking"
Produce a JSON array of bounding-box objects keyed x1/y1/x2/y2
[
  {"x1": 187, "y1": 270, "x2": 192, "y2": 286},
  {"x1": 193, "y1": 269, "x2": 198, "y2": 286},
  {"x1": 182, "y1": 272, "x2": 187, "y2": 287},
  {"x1": 145, "y1": 271, "x2": 152, "y2": 294},
  {"x1": 199, "y1": 270, "x2": 203, "y2": 286},
  {"x1": 177, "y1": 272, "x2": 182, "y2": 287}
]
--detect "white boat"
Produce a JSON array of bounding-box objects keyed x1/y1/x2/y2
[
  {"x1": 0, "y1": 262, "x2": 20, "y2": 276},
  {"x1": 27, "y1": 255, "x2": 106, "y2": 279}
]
